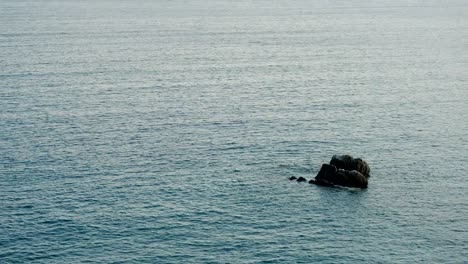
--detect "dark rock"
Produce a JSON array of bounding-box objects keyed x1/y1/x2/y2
[
  {"x1": 334, "y1": 169, "x2": 368, "y2": 188},
  {"x1": 309, "y1": 179, "x2": 333, "y2": 187},
  {"x1": 330, "y1": 154, "x2": 370, "y2": 178},
  {"x1": 345, "y1": 170, "x2": 368, "y2": 188},
  {"x1": 287, "y1": 154, "x2": 371, "y2": 189},
  {"x1": 297, "y1": 176, "x2": 307, "y2": 182},
  {"x1": 311, "y1": 162, "x2": 368, "y2": 189},
  {"x1": 315, "y1": 163, "x2": 337, "y2": 181}
]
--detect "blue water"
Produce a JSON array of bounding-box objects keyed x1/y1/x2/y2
[{"x1": 1, "y1": 0, "x2": 467, "y2": 263}]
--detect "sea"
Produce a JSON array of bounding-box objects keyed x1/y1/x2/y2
[{"x1": 1, "y1": 0, "x2": 467, "y2": 263}]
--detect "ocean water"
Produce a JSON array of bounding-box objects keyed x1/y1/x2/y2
[{"x1": 1, "y1": 0, "x2": 467, "y2": 263}]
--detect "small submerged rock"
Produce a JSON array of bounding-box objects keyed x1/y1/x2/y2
[{"x1": 296, "y1": 176, "x2": 307, "y2": 182}]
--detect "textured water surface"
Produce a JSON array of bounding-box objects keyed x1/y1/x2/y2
[{"x1": 1, "y1": 0, "x2": 468, "y2": 263}]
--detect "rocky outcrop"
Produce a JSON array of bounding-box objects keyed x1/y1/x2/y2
[
  {"x1": 329, "y1": 154, "x2": 370, "y2": 178},
  {"x1": 289, "y1": 155, "x2": 371, "y2": 189},
  {"x1": 309, "y1": 163, "x2": 368, "y2": 188}
]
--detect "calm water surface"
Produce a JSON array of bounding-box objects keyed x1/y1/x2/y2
[{"x1": 1, "y1": 0, "x2": 467, "y2": 263}]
